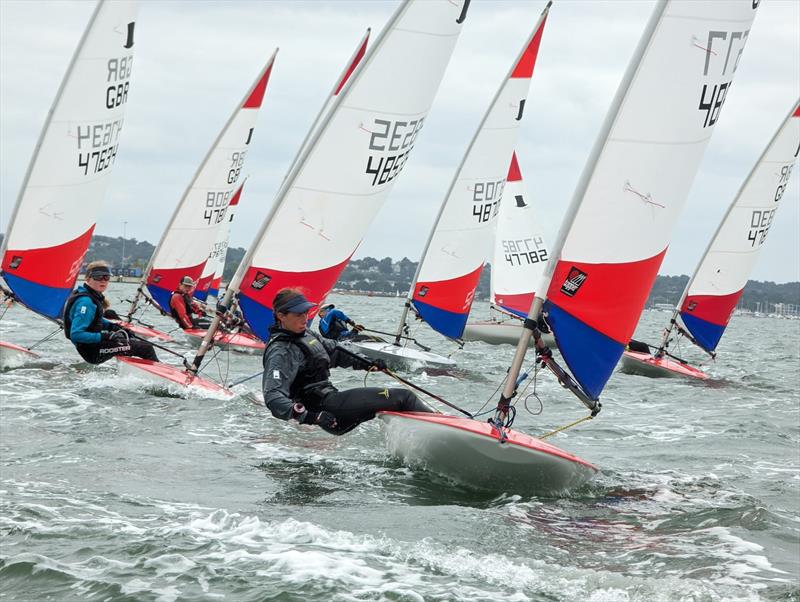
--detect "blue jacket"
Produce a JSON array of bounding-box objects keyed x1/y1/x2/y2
[
  {"x1": 319, "y1": 308, "x2": 353, "y2": 340},
  {"x1": 67, "y1": 285, "x2": 113, "y2": 344}
]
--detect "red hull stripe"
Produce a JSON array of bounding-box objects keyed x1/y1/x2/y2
[
  {"x1": 379, "y1": 411, "x2": 597, "y2": 469},
  {"x1": 507, "y1": 152, "x2": 522, "y2": 182},
  {"x1": 510, "y1": 14, "x2": 547, "y2": 79},
  {"x1": 623, "y1": 350, "x2": 709, "y2": 380},
  {"x1": 237, "y1": 255, "x2": 353, "y2": 339},
  {"x1": 335, "y1": 32, "x2": 370, "y2": 96},
  {"x1": 2, "y1": 226, "x2": 94, "y2": 289},
  {"x1": 413, "y1": 264, "x2": 484, "y2": 315},
  {"x1": 243, "y1": 63, "x2": 273, "y2": 109},
  {"x1": 545, "y1": 250, "x2": 667, "y2": 344},
  {"x1": 115, "y1": 356, "x2": 231, "y2": 394},
  {"x1": 680, "y1": 289, "x2": 743, "y2": 327},
  {"x1": 495, "y1": 291, "x2": 535, "y2": 317}
]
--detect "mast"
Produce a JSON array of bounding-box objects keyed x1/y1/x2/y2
[
  {"x1": 191, "y1": 2, "x2": 413, "y2": 372},
  {"x1": 125, "y1": 51, "x2": 277, "y2": 320},
  {"x1": 657, "y1": 98, "x2": 800, "y2": 354},
  {"x1": 499, "y1": 0, "x2": 669, "y2": 406},
  {"x1": 394, "y1": 0, "x2": 552, "y2": 344},
  {"x1": 0, "y1": 1, "x2": 106, "y2": 291}
]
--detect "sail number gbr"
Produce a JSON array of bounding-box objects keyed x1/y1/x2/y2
[
  {"x1": 365, "y1": 118, "x2": 424, "y2": 186},
  {"x1": 473, "y1": 179, "x2": 505, "y2": 223}
]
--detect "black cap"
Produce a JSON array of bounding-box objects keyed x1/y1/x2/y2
[{"x1": 274, "y1": 292, "x2": 317, "y2": 315}]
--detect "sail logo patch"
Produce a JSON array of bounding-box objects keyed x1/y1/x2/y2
[
  {"x1": 9, "y1": 256, "x2": 22, "y2": 269},
  {"x1": 687, "y1": 301, "x2": 698, "y2": 311},
  {"x1": 560, "y1": 267, "x2": 587, "y2": 297},
  {"x1": 152, "y1": 274, "x2": 162, "y2": 283},
  {"x1": 251, "y1": 271, "x2": 271, "y2": 290},
  {"x1": 417, "y1": 286, "x2": 429, "y2": 298}
]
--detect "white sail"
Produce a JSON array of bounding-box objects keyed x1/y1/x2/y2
[
  {"x1": 224, "y1": 0, "x2": 466, "y2": 341},
  {"x1": 1, "y1": 0, "x2": 138, "y2": 320},
  {"x1": 672, "y1": 99, "x2": 800, "y2": 352},
  {"x1": 402, "y1": 3, "x2": 551, "y2": 340},
  {"x1": 502, "y1": 0, "x2": 761, "y2": 403},
  {"x1": 490, "y1": 152, "x2": 550, "y2": 317},
  {"x1": 138, "y1": 55, "x2": 276, "y2": 314}
]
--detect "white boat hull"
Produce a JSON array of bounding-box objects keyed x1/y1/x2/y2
[
  {"x1": 0, "y1": 341, "x2": 41, "y2": 370},
  {"x1": 463, "y1": 321, "x2": 555, "y2": 347},
  {"x1": 379, "y1": 412, "x2": 597, "y2": 493},
  {"x1": 345, "y1": 340, "x2": 456, "y2": 370},
  {"x1": 619, "y1": 350, "x2": 709, "y2": 380}
]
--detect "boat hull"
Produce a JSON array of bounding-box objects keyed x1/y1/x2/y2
[
  {"x1": 463, "y1": 320, "x2": 555, "y2": 347},
  {"x1": 183, "y1": 329, "x2": 265, "y2": 353},
  {"x1": 0, "y1": 340, "x2": 41, "y2": 370},
  {"x1": 345, "y1": 340, "x2": 456, "y2": 370},
  {"x1": 379, "y1": 412, "x2": 597, "y2": 493},
  {"x1": 116, "y1": 321, "x2": 174, "y2": 342},
  {"x1": 619, "y1": 350, "x2": 709, "y2": 380},
  {"x1": 115, "y1": 356, "x2": 233, "y2": 396}
]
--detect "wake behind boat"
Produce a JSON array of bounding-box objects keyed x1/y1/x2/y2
[{"x1": 115, "y1": 356, "x2": 232, "y2": 396}]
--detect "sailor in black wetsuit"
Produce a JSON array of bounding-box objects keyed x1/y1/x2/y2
[
  {"x1": 262, "y1": 288, "x2": 432, "y2": 435},
  {"x1": 63, "y1": 261, "x2": 158, "y2": 364}
]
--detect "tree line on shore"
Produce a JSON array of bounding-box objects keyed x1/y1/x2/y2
[{"x1": 2, "y1": 233, "x2": 795, "y2": 309}]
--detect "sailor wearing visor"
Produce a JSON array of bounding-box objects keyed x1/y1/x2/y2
[
  {"x1": 63, "y1": 261, "x2": 159, "y2": 364},
  {"x1": 262, "y1": 288, "x2": 432, "y2": 435}
]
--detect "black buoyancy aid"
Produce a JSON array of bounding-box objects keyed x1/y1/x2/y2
[
  {"x1": 267, "y1": 328, "x2": 333, "y2": 401},
  {"x1": 63, "y1": 286, "x2": 106, "y2": 340},
  {"x1": 170, "y1": 291, "x2": 194, "y2": 323}
]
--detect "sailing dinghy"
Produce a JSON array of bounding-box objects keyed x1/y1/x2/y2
[
  {"x1": 621, "y1": 99, "x2": 800, "y2": 379},
  {"x1": 462, "y1": 152, "x2": 555, "y2": 347},
  {"x1": 121, "y1": 56, "x2": 276, "y2": 348},
  {"x1": 350, "y1": 2, "x2": 552, "y2": 370},
  {"x1": 0, "y1": 0, "x2": 138, "y2": 367},
  {"x1": 380, "y1": 0, "x2": 760, "y2": 493}
]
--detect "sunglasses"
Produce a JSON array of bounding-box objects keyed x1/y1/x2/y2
[{"x1": 91, "y1": 274, "x2": 111, "y2": 281}]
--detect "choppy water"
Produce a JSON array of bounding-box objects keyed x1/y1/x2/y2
[{"x1": 1, "y1": 283, "x2": 798, "y2": 601}]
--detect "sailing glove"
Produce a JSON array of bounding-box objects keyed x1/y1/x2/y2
[
  {"x1": 369, "y1": 359, "x2": 388, "y2": 372},
  {"x1": 100, "y1": 330, "x2": 127, "y2": 342}
]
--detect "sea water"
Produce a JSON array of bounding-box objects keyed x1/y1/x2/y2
[{"x1": 1, "y1": 283, "x2": 798, "y2": 601}]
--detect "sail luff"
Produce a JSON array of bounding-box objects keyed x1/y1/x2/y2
[
  {"x1": 397, "y1": 1, "x2": 552, "y2": 342},
  {"x1": 192, "y1": 1, "x2": 417, "y2": 370},
  {"x1": 126, "y1": 51, "x2": 277, "y2": 319}
]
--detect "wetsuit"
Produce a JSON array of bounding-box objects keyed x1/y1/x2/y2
[
  {"x1": 262, "y1": 326, "x2": 432, "y2": 435},
  {"x1": 320, "y1": 308, "x2": 360, "y2": 340},
  {"x1": 63, "y1": 284, "x2": 158, "y2": 364},
  {"x1": 170, "y1": 290, "x2": 211, "y2": 330}
]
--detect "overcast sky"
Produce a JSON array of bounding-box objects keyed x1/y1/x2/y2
[{"x1": 1, "y1": 0, "x2": 798, "y2": 283}]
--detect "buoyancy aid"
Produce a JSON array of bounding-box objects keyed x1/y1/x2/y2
[
  {"x1": 170, "y1": 290, "x2": 194, "y2": 323},
  {"x1": 267, "y1": 328, "x2": 335, "y2": 402},
  {"x1": 63, "y1": 285, "x2": 105, "y2": 341}
]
